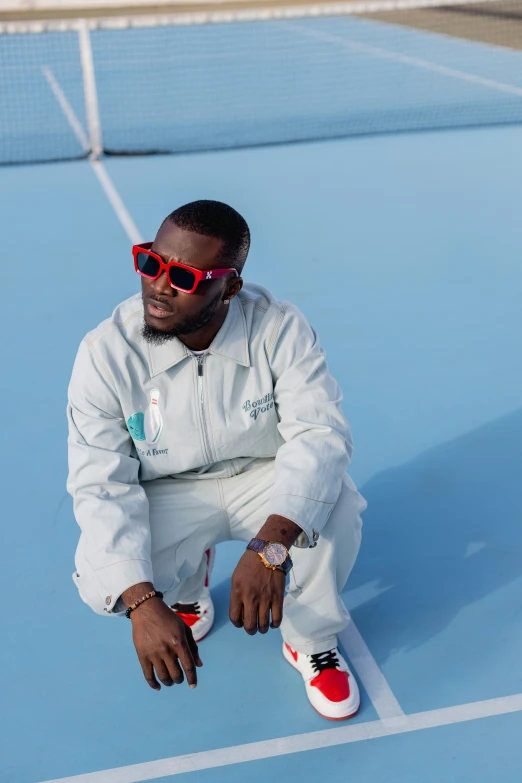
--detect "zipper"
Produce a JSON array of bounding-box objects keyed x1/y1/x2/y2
[{"x1": 196, "y1": 355, "x2": 214, "y2": 464}]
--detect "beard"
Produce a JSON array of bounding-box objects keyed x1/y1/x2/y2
[{"x1": 141, "y1": 290, "x2": 223, "y2": 346}]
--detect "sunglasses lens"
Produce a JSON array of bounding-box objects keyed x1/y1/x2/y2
[
  {"x1": 168, "y1": 265, "x2": 196, "y2": 292},
  {"x1": 136, "y1": 251, "x2": 160, "y2": 278}
]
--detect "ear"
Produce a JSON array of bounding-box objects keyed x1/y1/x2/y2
[{"x1": 225, "y1": 277, "x2": 243, "y2": 302}]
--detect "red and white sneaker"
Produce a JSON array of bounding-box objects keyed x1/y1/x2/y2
[
  {"x1": 283, "y1": 642, "x2": 360, "y2": 720},
  {"x1": 171, "y1": 548, "x2": 215, "y2": 642}
]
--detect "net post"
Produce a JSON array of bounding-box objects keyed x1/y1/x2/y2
[{"x1": 78, "y1": 19, "x2": 103, "y2": 159}]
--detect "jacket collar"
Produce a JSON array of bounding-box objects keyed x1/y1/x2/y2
[{"x1": 147, "y1": 295, "x2": 250, "y2": 378}]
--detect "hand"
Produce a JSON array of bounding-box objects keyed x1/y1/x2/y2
[
  {"x1": 130, "y1": 597, "x2": 203, "y2": 690},
  {"x1": 229, "y1": 550, "x2": 286, "y2": 635}
]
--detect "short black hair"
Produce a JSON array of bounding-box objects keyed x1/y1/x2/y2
[{"x1": 165, "y1": 200, "x2": 250, "y2": 273}]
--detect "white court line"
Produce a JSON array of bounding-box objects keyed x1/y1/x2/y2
[
  {"x1": 41, "y1": 67, "x2": 90, "y2": 152},
  {"x1": 78, "y1": 20, "x2": 103, "y2": 158},
  {"x1": 39, "y1": 692, "x2": 522, "y2": 782},
  {"x1": 89, "y1": 159, "x2": 144, "y2": 244},
  {"x1": 288, "y1": 24, "x2": 522, "y2": 98},
  {"x1": 42, "y1": 65, "x2": 144, "y2": 245},
  {"x1": 340, "y1": 614, "x2": 405, "y2": 721}
]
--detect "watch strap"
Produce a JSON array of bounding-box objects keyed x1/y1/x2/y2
[
  {"x1": 247, "y1": 537, "x2": 268, "y2": 555},
  {"x1": 277, "y1": 555, "x2": 293, "y2": 576}
]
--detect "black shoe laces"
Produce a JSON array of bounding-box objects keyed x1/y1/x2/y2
[
  {"x1": 172, "y1": 602, "x2": 201, "y2": 616},
  {"x1": 309, "y1": 649, "x2": 340, "y2": 674}
]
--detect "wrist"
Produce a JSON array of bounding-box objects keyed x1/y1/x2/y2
[
  {"x1": 122, "y1": 582, "x2": 155, "y2": 608},
  {"x1": 122, "y1": 583, "x2": 165, "y2": 620},
  {"x1": 256, "y1": 514, "x2": 302, "y2": 548},
  {"x1": 129, "y1": 594, "x2": 164, "y2": 621}
]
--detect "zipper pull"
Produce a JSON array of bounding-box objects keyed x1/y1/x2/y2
[{"x1": 197, "y1": 357, "x2": 204, "y2": 376}]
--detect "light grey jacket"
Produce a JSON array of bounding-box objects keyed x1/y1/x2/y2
[{"x1": 67, "y1": 283, "x2": 353, "y2": 609}]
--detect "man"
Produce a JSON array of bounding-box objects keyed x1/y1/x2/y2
[{"x1": 67, "y1": 200, "x2": 366, "y2": 720}]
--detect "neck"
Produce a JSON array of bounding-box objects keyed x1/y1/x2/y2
[{"x1": 178, "y1": 303, "x2": 229, "y2": 351}]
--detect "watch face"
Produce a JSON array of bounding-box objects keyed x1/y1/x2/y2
[{"x1": 264, "y1": 542, "x2": 287, "y2": 566}]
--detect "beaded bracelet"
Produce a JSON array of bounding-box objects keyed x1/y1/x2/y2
[{"x1": 125, "y1": 589, "x2": 164, "y2": 618}]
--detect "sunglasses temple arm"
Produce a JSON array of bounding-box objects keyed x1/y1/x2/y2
[{"x1": 213, "y1": 269, "x2": 239, "y2": 278}]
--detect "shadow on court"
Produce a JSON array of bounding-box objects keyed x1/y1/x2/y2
[{"x1": 348, "y1": 407, "x2": 522, "y2": 665}]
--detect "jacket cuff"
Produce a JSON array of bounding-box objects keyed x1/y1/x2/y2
[
  {"x1": 268, "y1": 493, "x2": 335, "y2": 547},
  {"x1": 94, "y1": 559, "x2": 154, "y2": 613}
]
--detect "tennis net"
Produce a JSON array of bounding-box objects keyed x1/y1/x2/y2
[{"x1": 1, "y1": 0, "x2": 522, "y2": 164}]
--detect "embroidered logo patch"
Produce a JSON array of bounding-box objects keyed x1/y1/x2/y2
[
  {"x1": 127, "y1": 411, "x2": 146, "y2": 441},
  {"x1": 144, "y1": 389, "x2": 163, "y2": 444},
  {"x1": 127, "y1": 389, "x2": 164, "y2": 445}
]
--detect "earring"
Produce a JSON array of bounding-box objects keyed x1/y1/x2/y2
[{"x1": 223, "y1": 299, "x2": 230, "y2": 304}]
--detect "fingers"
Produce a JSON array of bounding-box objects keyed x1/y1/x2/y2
[
  {"x1": 258, "y1": 601, "x2": 271, "y2": 634},
  {"x1": 138, "y1": 656, "x2": 161, "y2": 691},
  {"x1": 230, "y1": 593, "x2": 284, "y2": 633},
  {"x1": 270, "y1": 595, "x2": 283, "y2": 629},
  {"x1": 230, "y1": 568, "x2": 286, "y2": 634},
  {"x1": 153, "y1": 656, "x2": 176, "y2": 687},
  {"x1": 185, "y1": 626, "x2": 203, "y2": 668},
  {"x1": 143, "y1": 646, "x2": 197, "y2": 690},
  {"x1": 138, "y1": 644, "x2": 198, "y2": 690},
  {"x1": 242, "y1": 597, "x2": 259, "y2": 635},
  {"x1": 229, "y1": 589, "x2": 244, "y2": 628},
  {"x1": 133, "y1": 602, "x2": 204, "y2": 691},
  {"x1": 176, "y1": 641, "x2": 198, "y2": 689},
  {"x1": 162, "y1": 652, "x2": 184, "y2": 685}
]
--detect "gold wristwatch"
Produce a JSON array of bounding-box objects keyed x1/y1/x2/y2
[{"x1": 246, "y1": 538, "x2": 293, "y2": 575}]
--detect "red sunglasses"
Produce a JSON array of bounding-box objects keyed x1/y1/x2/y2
[{"x1": 133, "y1": 242, "x2": 238, "y2": 294}]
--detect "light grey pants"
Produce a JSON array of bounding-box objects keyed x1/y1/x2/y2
[{"x1": 74, "y1": 457, "x2": 366, "y2": 654}]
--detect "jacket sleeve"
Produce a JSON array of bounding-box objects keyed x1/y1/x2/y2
[
  {"x1": 267, "y1": 304, "x2": 353, "y2": 544},
  {"x1": 67, "y1": 339, "x2": 153, "y2": 612}
]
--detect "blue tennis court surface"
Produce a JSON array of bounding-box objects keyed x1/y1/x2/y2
[
  {"x1": 1, "y1": 118, "x2": 522, "y2": 782},
  {"x1": 2, "y1": 2, "x2": 522, "y2": 777}
]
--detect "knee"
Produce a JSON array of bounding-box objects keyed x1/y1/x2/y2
[
  {"x1": 342, "y1": 473, "x2": 367, "y2": 514},
  {"x1": 324, "y1": 474, "x2": 366, "y2": 543}
]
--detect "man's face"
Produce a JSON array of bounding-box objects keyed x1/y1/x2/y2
[{"x1": 141, "y1": 222, "x2": 232, "y2": 342}]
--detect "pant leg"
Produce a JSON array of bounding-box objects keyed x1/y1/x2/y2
[
  {"x1": 222, "y1": 458, "x2": 366, "y2": 653},
  {"x1": 72, "y1": 476, "x2": 229, "y2": 615},
  {"x1": 281, "y1": 473, "x2": 365, "y2": 653}
]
